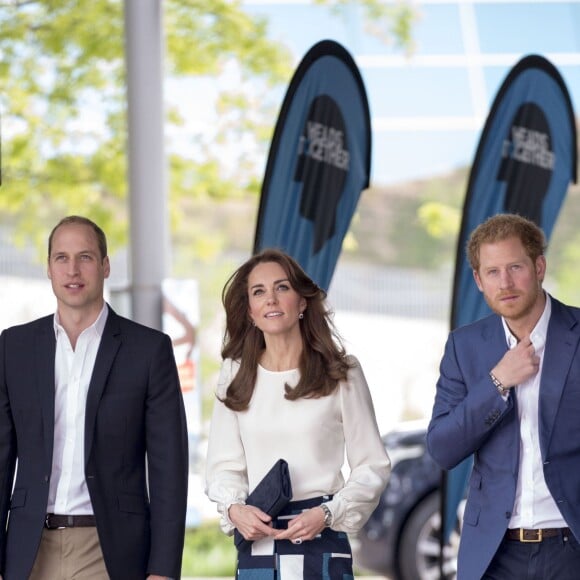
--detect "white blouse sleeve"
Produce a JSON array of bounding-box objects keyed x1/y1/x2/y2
[
  {"x1": 326, "y1": 356, "x2": 391, "y2": 533},
  {"x1": 204, "y1": 359, "x2": 248, "y2": 535}
]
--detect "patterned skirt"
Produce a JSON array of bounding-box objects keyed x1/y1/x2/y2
[{"x1": 236, "y1": 495, "x2": 353, "y2": 580}]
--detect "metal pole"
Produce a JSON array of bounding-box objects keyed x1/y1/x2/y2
[{"x1": 123, "y1": 0, "x2": 168, "y2": 330}]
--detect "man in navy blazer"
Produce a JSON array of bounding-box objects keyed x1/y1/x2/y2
[
  {"x1": 427, "y1": 214, "x2": 580, "y2": 580},
  {"x1": 0, "y1": 216, "x2": 188, "y2": 579}
]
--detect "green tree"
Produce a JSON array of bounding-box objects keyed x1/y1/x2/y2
[
  {"x1": 0, "y1": 0, "x2": 415, "y2": 261},
  {"x1": 0, "y1": 0, "x2": 291, "y2": 254},
  {"x1": 315, "y1": 0, "x2": 416, "y2": 52}
]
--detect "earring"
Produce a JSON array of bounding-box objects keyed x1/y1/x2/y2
[
  {"x1": 251, "y1": 320, "x2": 256, "y2": 327},
  {"x1": 299, "y1": 312, "x2": 304, "y2": 320}
]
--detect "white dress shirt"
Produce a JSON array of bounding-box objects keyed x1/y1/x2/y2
[
  {"x1": 504, "y1": 294, "x2": 567, "y2": 529},
  {"x1": 205, "y1": 355, "x2": 391, "y2": 535},
  {"x1": 47, "y1": 304, "x2": 108, "y2": 515}
]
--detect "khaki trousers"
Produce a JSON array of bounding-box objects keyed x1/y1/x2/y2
[{"x1": 29, "y1": 527, "x2": 109, "y2": 580}]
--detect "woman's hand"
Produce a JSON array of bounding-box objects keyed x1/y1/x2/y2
[
  {"x1": 273, "y1": 506, "x2": 326, "y2": 544},
  {"x1": 229, "y1": 503, "x2": 275, "y2": 542}
]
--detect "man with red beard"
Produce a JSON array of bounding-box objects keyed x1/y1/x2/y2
[{"x1": 427, "y1": 214, "x2": 580, "y2": 580}]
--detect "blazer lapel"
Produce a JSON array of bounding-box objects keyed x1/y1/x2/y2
[
  {"x1": 481, "y1": 315, "x2": 521, "y2": 432},
  {"x1": 538, "y1": 298, "x2": 580, "y2": 459},
  {"x1": 481, "y1": 315, "x2": 511, "y2": 371},
  {"x1": 84, "y1": 308, "x2": 121, "y2": 462},
  {"x1": 35, "y1": 317, "x2": 57, "y2": 470}
]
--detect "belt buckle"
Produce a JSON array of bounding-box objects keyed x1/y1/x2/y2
[
  {"x1": 45, "y1": 514, "x2": 65, "y2": 530},
  {"x1": 520, "y1": 528, "x2": 542, "y2": 543}
]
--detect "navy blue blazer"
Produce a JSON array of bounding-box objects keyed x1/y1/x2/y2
[
  {"x1": 0, "y1": 307, "x2": 188, "y2": 580},
  {"x1": 427, "y1": 296, "x2": 580, "y2": 580}
]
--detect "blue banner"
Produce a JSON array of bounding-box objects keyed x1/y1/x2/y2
[
  {"x1": 451, "y1": 54, "x2": 576, "y2": 329},
  {"x1": 254, "y1": 40, "x2": 371, "y2": 291},
  {"x1": 443, "y1": 54, "x2": 577, "y2": 542}
]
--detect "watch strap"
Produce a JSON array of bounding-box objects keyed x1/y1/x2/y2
[
  {"x1": 320, "y1": 503, "x2": 333, "y2": 527},
  {"x1": 489, "y1": 371, "x2": 509, "y2": 396}
]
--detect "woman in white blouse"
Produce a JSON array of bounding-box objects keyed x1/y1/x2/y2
[{"x1": 205, "y1": 249, "x2": 390, "y2": 579}]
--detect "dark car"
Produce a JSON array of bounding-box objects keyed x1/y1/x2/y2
[{"x1": 352, "y1": 421, "x2": 462, "y2": 580}]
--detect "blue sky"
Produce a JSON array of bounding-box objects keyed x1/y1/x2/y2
[{"x1": 238, "y1": 0, "x2": 580, "y2": 185}]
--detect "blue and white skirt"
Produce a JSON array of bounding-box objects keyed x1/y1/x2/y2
[{"x1": 236, "y1": 495, "x2": 353, "y2": 580}]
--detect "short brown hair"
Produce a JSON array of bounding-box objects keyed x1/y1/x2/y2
[
  {"x1": 466, "y1": 213, "x2": 546, "y2": 271},
  {"x1": 48, "y1": 215, "x2": 108, "y2": 261}
]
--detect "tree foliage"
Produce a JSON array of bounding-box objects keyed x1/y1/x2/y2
[
  {"x1": 0, "y1": 0, "x2": 413, "y2": 260},
  {"x1": 315, "y1": 0, "x2": 417, "y2": 52},
  {"x1": 0, "y1": 0, "x2": 291, "y2": 253}
]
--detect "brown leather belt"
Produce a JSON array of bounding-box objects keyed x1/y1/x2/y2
[
  {"x1": 505, "y1": 527, "x2": 571, "y2": 543},
  {"x1": 45, "y1": 514, "x2": 97, "y2": 529}
]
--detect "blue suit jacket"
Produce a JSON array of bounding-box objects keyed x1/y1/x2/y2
[
  {"x1": 0, "y1": 307, "x2": 189, "y2": 580},
  {"x1": 427, "y1": 296, "x2": 580, "y2": 580}
]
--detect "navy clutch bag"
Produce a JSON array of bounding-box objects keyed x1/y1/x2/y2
[{"x1": 234, "y1": 458, "x2": 293, "y2": 551}]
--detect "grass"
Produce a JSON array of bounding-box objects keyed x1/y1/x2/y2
[{"x1": 182, "y1": 522, "x2": 237, "y2": 577}]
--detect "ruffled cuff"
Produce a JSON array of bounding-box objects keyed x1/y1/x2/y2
[
  {"x1": 325, "y1": 494, "x2": 373, "y2": 533},
  {"x1": 324, "y1": 464, "x2": 390, "y2": 533},
  {"x1": 218, "y1": 500, "x2": 246, "y2": 535}
]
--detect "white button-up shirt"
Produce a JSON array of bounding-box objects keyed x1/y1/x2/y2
[
  {"x1": 504, "y1": 294, "x2": 567, "y2": 529},
  {"x1": 47, "y1": 304, "x2": 108, "y2": 515}
]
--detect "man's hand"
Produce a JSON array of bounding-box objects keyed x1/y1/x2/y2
[
  {"x1": 229, "y1": 503, "x2": 274, "y2": 542},
  {"x1": 492, "y1": 334, "x2": 540, "y2": 390}
]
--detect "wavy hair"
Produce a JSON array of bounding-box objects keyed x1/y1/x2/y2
[
  {"x1": 220, "y1": 249, "x2": 352, "y2": 411},
  {"x1": 467, "y1": 213, "x2": 546, "y2": 272}
]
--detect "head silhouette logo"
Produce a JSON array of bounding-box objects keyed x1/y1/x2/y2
[
  {"x1": 294, "y1": 95, "x2": 350, "y2": 254},
  {"x1": 498, "y1": 102, "x2": 554, "y2": 224},
  {"x1": 254, "y1": 40, "x2": 371, "y2": 290}
]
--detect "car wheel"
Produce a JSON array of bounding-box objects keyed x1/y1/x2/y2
[{"x1": 398, "y1": 492, "x2": 459, "y2": 580}]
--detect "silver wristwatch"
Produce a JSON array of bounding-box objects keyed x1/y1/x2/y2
[
  {"x1": 320, "y1": 503, "x2": 333, "y2": 527},
  {"x1": 489, "y1": 371, "x2": 509, "y2": 397}
]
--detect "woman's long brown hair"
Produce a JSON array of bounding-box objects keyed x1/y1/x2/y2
[{"x1": 220, "y1": 249, "x2": 352, "y2": 411}]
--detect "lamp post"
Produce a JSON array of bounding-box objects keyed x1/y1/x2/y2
[{"x1": 123, "y1": 0, "x2": 169, "y2": 330}]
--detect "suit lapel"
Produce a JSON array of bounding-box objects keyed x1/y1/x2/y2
[
  {"x1": 481, "y1": 315, "x2": 511, "y2": 369},
  {"x1": 35, "y1": 317, "x2": 57, "y2": 470},
  {"x1": 84, "y1": 308, "x2": 121, "y2": 462},
  {"x1": 538, "y1": 298, "x2": 580, "y2": 459}
]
